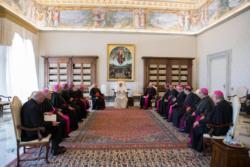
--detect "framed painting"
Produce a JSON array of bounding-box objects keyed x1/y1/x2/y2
[{"x1": 107, "y1": 44, "x2": 135, "y2": 81}]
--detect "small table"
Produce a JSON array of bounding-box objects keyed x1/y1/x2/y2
[
  {"x1": 211, "y1": 139, "x2": 250, "y2": 167},
  {"x1": 0, "y1": 101, "x2": 10, "y2": 117}
]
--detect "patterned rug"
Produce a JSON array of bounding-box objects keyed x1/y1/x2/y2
[
  {"x1": 6, "y1": 108, "x2": 211, "y2": 167},
  {"x1": 7, "y1": 148, "x2": 210, "y2": 167},
  {"x1": 62, "y1": 108, "x2": 188, "y2": 149}
]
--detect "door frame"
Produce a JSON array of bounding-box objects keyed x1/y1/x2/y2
[{"x1": 207, "y1": 50, "x2": 232, "y2": 97}]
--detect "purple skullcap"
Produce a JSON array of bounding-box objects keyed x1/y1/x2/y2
[
  {"x1": 200, "y1": 88, "x2": 208, "y2": 95},
  {"x1": 214, "y1": 90, "x2": 224, "y2": 98},
  {"x1": 53, "y1": 83, "x2": 60, "y2": 92}
]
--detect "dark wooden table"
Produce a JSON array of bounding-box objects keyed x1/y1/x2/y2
[{"x1": 211, "y1": 139, "x2": 250, "y2": 167}]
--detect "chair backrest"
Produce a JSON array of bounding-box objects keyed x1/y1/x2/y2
[
  {"x1": 10, "y1": 96, "x2": 23, "y2": 141},
  {"x1": 231, "y1": 96, "x2": 241, "y2": 136}
]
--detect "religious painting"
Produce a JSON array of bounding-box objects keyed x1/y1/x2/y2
[{"x1": 107, "y1": 44, "x2": 135, "y2": 81}]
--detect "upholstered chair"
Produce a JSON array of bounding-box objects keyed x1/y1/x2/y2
[{"x1": 10, "y1": 96, "x2": 51, "y2": 167}]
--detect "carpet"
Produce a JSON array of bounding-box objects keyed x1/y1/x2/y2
[
  {"x1": 7, "y1": 148, "x2": 210, "y2": 167},
  {"x1": 6, "y1": 108, "x2": 210, "y2": 167},
  {"x1": 62, "y1": 108, "x2": 188, "y2": 149}
]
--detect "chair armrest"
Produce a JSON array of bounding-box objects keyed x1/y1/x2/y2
[
  {"x1": 18, "y1": 126, "x2": 45, "y2": 140},
  {"x1": 0, "y1": 95, "x2": 11, "y2": 101}
]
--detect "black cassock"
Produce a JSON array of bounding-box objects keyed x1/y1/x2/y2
[
  {"x1": 172, "y1": 92, "x2": 199, "y2": 127},
  {"x1": 90, "y1": 88, "x2": 105, "y2": 110},
  {"x1": 190, "y1": 96, "x2": 214, "y2": 151},
  {"x1": 179, "y1": 93, "x2": 201, "y2": 132},
  {"x1": 191, "y1": 99, "x2": 232, "y2": 151},
  {"x1": 61, "y1": 89, "x2": 84, "y2": 121},
  {"x1": 140, "y1": 87, "x2": 157, "y2": 109},
  {"x1": 159, "y1": 89, "x2": 178, "y2": 118},
  {"x1": 195, "y1": 96, "x2": 214, "y2": 117},
  {"x1": 74, "y1": 89, "x2": 89, "y2": 118},
  {"x1": 158, "y1": 89, "x2": 170, "y2": 116},
  {"x1": 168, "y1": 91, "x2": 186, "y2": 122},
  {"x1": 208, "y1": 100, "x2": 233, "y2": 135},
  {"x1": 40, "y1": 98, "x2": 67, "y2": 138},
  {"x1": 51, "y1": 92, "x2": 78, "y2": 130},
  {"x1": 21, "y1": 99, "x2": 64, "y2": 150}
]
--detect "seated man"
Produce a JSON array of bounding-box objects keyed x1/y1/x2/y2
[
  {"x1": 74, "y1": 84, "x2": 90, "y2": 118},
  {"x1": 90, "y1": 84, "x2": 105, "y2": 110},
  {"x1": 114, "y1": 81, "x2": 128, "y2": 109},
  {"x1": 21, "y1": 91, "x2": 66, "y2": 156},
  {"x1": 42, "y1": 88, "x2": 71, "y2": 135},
  {"x1": 178, "y1": 85, "x2": 201, "y2": 132},
  {"x1": 140, "y1": 82, "x2": 157, "y2": 109},
  {"x1": 190, "y1": 90, "x2": 232, "y2": 152},
  {"x1": 157, "y1": 84, "x2": 178, "y2": 118},
  {"x1": 51, "y1": 84, "x2": 79, "y2": 131},
  {"x1": 61, "y1": 83, "x2": 83, "y2": 122},
  {"x1": 168, "y1": 85, "x2": 186, "y2": 122},
  {"x1": 156, "y1": 83, "x2": 170, "y2": 113},
  {"x1": 189, "y1": 88, "x2": 214, "y2": 151}
]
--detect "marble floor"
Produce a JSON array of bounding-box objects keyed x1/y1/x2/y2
[{"x1": 0, "y1": 111, "x2": 17, "y2": 167}]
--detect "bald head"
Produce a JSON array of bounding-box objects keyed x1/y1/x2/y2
[{"x1": 31, "y1": 91, "x2": 46, "y2": 104}]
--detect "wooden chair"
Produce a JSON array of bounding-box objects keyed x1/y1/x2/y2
[
  {"x1": 203, "y1": 96, "x2": 241, "y2": 155},
  {"x1": 10, "y1": 96, "x2": 51, "y2": 167}
]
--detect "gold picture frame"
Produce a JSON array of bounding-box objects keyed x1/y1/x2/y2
[{"x1": 107, "y1": 44, "x2": 135, "y2": 81}]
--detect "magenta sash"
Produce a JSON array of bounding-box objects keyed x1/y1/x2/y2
[
  {"x1": 53, "y1": 107, "x2": 71, "y2": 134},
  {"x1": 60, "y1": 114, "x2": 71, "y2": 133},
  {"x1": 156, "y1": 99, "x2": 161, "y2": 111},
  {"x1": 144, "y1": 96, "x2": 149, "y2": 108},
  {"x1": 168, "y1": 105, "x2": 174, "y2": 121},
  {"x1": 188, "y1": 115, "x2": 202, "y2": 145}
]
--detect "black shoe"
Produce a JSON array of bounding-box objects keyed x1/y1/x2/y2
[{"x1": 52, "y1": 146, "x2": 66, "y2": 156}]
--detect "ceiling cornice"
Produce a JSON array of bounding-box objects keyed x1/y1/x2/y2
[
  {"x1": 0, "y1": 6, "x2": 39, "y2": 34},
  {"x1": 0, "y1": 0, "x2": 249, "y2": 35},
  {"x1": 34, "y1": 0, "x2": 208, "y2": 10}
]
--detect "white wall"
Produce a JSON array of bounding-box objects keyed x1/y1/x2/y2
[
  {"x1": 197, "y1": 9, "x2": 250, "y2": 95},
  {"x1": 0, "y1": 46, "x2": 7, "y2": 95},
  {"x1": 39, "y1": 32, "x2": 197, "y2": 94}
]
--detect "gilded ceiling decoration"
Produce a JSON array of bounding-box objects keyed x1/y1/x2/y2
[
  {"x1": 33, "y1": 0, "x2": 208, "y2": 10},
  {"x1": 0, "y1": 0, "x2": 249, "y2": 34}
]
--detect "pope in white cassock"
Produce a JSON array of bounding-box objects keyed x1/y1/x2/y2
[{"x1": 114, "y1": 81, "x2": 128, "y2": 109}]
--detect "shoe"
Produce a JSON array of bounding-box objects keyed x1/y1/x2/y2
[{"x1": 52, "y1": 146, "x2": 66, "y2": 156}]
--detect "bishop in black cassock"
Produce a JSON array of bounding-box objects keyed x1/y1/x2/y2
[
  {"x1": 90, "y1": 84, "x2": 105, "y2": 110},
  {"x1": 140, "y1": 83, "x2": 157, "y2": 109},
  {"x1": 190, "y1": 90, "x2": 232, "y2": 152}
]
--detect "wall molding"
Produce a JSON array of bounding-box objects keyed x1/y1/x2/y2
[{"x1": 0, "y1": 6, "x2": 38, "y2": 34}]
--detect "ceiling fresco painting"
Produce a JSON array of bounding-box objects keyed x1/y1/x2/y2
[{"x1": 0, "y1": 0, "x2": 249, "y2": 34}]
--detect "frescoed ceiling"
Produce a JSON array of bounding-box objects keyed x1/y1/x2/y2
[{"x1": 0, "y1": 0, "x2": 250, "y2": 34}]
